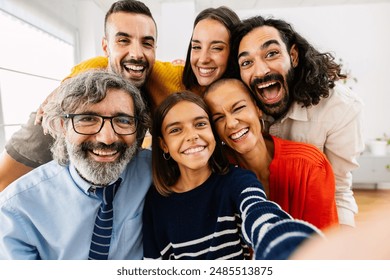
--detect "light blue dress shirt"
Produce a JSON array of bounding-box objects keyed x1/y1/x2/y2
[{"x1": 0, "y1": 149, "x2": 152, "y2": 260}]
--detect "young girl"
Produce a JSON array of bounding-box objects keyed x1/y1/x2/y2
[{"x1": 142, "y1": 91, "x2": 321, "y2": 260}]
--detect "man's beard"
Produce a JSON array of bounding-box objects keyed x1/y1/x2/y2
[
  {"x1": 250, "y1": 67, "x2": 295, "y2": 119},
  {"x1": 66, "y1": 140, "x2": 138, "y2": 186}
]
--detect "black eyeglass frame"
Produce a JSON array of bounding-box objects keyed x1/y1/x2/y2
[{"x1": 63, "y1": 113, "x2": 138, "y2": 136}]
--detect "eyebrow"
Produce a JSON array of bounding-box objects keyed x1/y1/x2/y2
[
  {"x1": 115, "y1": 32, "x2": 155, "y2": 42},
  {"x1": 75, "y1": 110, "x2": 132, "y2": 117},
  {"x1": 211, "y1": 99, "x2": 246, "y2": 117},
  {"x1": 192, "y1": 39, "x2": 228, "y2": 45},
  {"x1": 238, "y1": 39, "x2": 281, "y2": 59},
  {"x1": 164, "y1": 115, "x2": 209, "y2": 131}
]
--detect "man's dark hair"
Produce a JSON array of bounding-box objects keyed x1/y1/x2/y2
[
  {"x1": 232, "y1": 16, "x2": 347, "y2": 107},
  {"x1": 104, "y1": 0, "x2": 157, "y2": 37}
]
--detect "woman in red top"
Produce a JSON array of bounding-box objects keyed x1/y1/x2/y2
[{"x1": 204, "y1": 78, "x2": 338, "y2": 230}]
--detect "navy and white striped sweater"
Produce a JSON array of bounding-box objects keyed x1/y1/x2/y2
[{"x1": 143, "y1": 166, "x2": 321, "y2": 259}]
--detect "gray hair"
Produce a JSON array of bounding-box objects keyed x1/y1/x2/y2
[{"x1": 43, "y1": 69, "x2": 150, "y2": 165}]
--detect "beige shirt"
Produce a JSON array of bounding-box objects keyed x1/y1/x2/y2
[{"x1": 264, "y1": 83, "x2": 365, "y2": 227}]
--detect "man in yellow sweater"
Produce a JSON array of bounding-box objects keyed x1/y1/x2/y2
[
  {"x1": 0, "y1": 0, "x2": 183, "y2": 191},
  {"x1": 65, "y1": 56, "x2": 184, "y2": 111}
]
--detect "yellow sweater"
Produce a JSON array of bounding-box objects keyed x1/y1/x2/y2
[{"x1": 65, "y1": 56, "x2": 186, "y2": 110}]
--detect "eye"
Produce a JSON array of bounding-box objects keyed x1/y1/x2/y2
[
  {"x1": 195, "y1": 121, "x2": 208, "y2": 128},
  {"x1": 114, "y1": 116, "x2": 136, "y2": 127},
  {"x1": 233, "y1": 105, "x2": 246, "y2": 113},
  {"x1": 191, "y1": 44, "x2": 201, "y2": 50},
  {"x1": 266, "y1": 50, "x2": 279, "y2": 58},
  {"x1": 239, "y1": 60, "x2": 252, "y2": 68},
  {"x1": 117, "y1": 37, "x2": 130, "y2": 45},
  {"x1": 213, "y1": 115, "x2": 224, "y2": 123},
  {"x1": 75, "y1": 115, "x2": 99, "y2": 124},
  {"x1": 168, "y1": 127, "x2": 181, "y2": 134},
  {"x1": 211, "y1": 45, "x2": 224, "y2": 52},
  {"x1": 143, "y1": 40, "x2": 155, "y2": 48}
]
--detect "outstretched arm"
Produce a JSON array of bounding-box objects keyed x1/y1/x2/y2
[{"x1": 239, "y1": 186, "x2": 323, "y2": 259}]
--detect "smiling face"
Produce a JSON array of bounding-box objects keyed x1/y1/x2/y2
[
  {"x1": 103, "y1": 12, "x2": 157, "y2": 89},
  {"x1": 190, "y1": 18, "x2": 230, "y2": 87},
  {"x1": 64, "y1": 89, "x2": 138, "y2": 185},
  {"x1": 238, "y1": 26, "x2": 298, "y2": 119},
  {"x1": 204, "y1": 80, "x2": 263, "y2": 155},
  {"x1": 159, "y1": 100, "x2": 216, "y2": 174}
]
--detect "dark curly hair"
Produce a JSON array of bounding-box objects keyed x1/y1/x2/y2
[{"x1": 232, "y1": 16, "x2": 346, "y2": 107}]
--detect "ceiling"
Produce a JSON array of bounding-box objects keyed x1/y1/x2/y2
[{"x1": 96, "y1": 0, "x2": 390, "y2": 12}]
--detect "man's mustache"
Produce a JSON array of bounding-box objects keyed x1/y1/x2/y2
[
  {"x1": 81, "y1": 142, "x2": 127, "y2": 153},
  {"x1": 250, "y1": 73, "x2": 285, "y2": 89}
]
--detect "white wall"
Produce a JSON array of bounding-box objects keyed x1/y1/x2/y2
[
  {"x1": 76, "y1": 0, "x2": 105, "y2": 62},
  {"x1": 158, "y1": 1, "x2": 195, "y2": 62}
]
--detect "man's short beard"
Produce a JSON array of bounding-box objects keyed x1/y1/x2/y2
[{"x1": 66, "y1": 140, "x2": 138, "y2": 186}]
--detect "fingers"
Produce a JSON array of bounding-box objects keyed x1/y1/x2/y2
[{"x1": 34, "y1": 106, "x2": 44, "y2": 125}]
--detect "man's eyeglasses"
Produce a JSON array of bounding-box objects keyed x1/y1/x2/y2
[{"x1": 63, "y1": 114, "x2": 138, "y2": 135}]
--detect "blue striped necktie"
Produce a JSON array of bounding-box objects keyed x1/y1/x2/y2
[{"x1": 88, "y1": 178, "x2": 122, "y2": 260}]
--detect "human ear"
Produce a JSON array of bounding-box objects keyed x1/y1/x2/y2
[
  {"x1": 158, "y1": 137, "x2": 169, "y2": 153},
  {"x1": 290, "y1": 44, "x2": 299, "y2": 68},
  {"x1": 102, "y1": 37, "x2": 109, "y2": 58},
  {"x1": 256, "y1": 106, "x2": 263, "y2": 119},
  {"x1": 60, "y1": 118, "x2": 68, "y2": 137}
]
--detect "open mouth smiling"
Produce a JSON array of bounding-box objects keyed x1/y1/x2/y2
[
  {"x1": 123, "y1": 63, "x2": 145, "y2": 73},
  {"x1": 89, "y1": 148, "x2": 120, "y2": 162},
  {"x1": 256, "y1": 81, "x2": 282, "y2": 104},
  {"x1": 182, "y1": 145, "x2": 206, "y2": 155},
  {"x1": 198, "y1": 67, "x2": 216, "y2": 76},
  {"x1": 91, "y1": 149, "x2": 118, "y2": 157},
  {"x1": 230, "y1": 128, "x2": 249, "y2": 141}
]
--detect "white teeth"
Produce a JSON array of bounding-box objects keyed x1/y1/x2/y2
[
  {"x1": 124, "y1": 64, "x2": 144, "y2": 71},
  {"x1": 183, "y1": 146, "x2": 205, "y2": 155},
  {"x1": 93, "y1": 149, "x2": 117, "y2": 156},
  {"x1": 199, "y1": 68, "x2": 215, "y2": 74},
  {"x1": 230, "y1": 128, "x2": 248, "y2": 140},
  {"x1": 257, "y1": 81, "x2": 276, "y2": 89}
]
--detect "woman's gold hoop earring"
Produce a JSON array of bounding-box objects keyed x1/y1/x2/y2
[{"x1": 163, "y1": 152, "x2": 171, "y2": 160}]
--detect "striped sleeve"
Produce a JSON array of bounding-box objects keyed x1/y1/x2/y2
[{"x1": 239, "y1": 186, "x2": 323, "y2": 260}]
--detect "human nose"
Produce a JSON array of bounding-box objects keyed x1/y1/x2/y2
[
  {"x1": 253, "y1": 58, "x2": 270, "y2": 77},
  {"x1": 225, "y1": 113, "x2": 239, "y2": 129},
  {"x1": 128, "y1": 42, "x2": 143, "y2": 60},
  {"x1": 186, "y1": 128, "x2": 199, "y2": 142},
  {"x1": 198, "y1": 49, "x2": 211, "y2": 64},
  {"x1": 95, "y1": 119, "x2": 118, "y2": 145}
]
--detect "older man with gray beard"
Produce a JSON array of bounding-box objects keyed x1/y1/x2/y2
[{"x1": 0, "y1": 70, "x2": 152, "y2": 260}]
